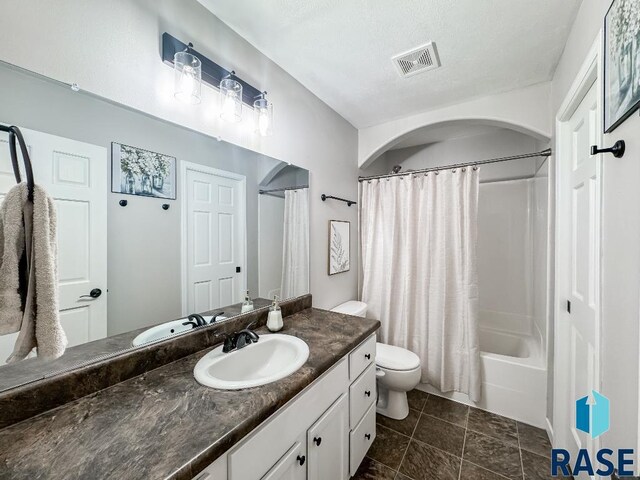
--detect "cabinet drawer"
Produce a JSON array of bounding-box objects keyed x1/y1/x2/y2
[
  {"x1": 349, "y1": 402, "x2": 376, "y2": 477},
  {"x1": 349, "y1": 335, "x2": 376, "y2": 381},
  {"x1": 349, "y1": 363, "x2": 376, "y2": 429}
]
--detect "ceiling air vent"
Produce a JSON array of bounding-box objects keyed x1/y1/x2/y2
[{"x1": 392, "y1": 42, "x2": 441, "y2": 78}]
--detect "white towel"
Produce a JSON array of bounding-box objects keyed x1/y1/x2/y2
[
  {"x1": 0, "y1": 184, "x2": 27, "y2": 335},
  {"x1": 0, "y1": 183, "x2": 67, "y2": 362}
]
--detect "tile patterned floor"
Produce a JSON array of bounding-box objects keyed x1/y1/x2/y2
[{"x1": 354, "y1": 389, "x2": 567, "y2": 480}]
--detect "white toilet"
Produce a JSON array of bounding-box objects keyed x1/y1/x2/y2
[{"x1": 331, "y1": 301, "x2": 422, "y2": 420}]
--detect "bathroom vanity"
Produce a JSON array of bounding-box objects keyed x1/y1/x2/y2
[
  {"x1": 200, "y1": 334, "x2": 377, "y2": 480},
  {"x1": 0, "y1": 303, "x2": 379, "y2": 480}
]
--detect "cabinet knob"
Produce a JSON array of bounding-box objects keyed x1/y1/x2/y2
[
  {"x1": 313, "y1": 436, "x2": 322, "y2": 446},
  {"x1": 297, "y1": 455, "x2": 306, "y2": 466},
  {"x1": 365, "y1": 353, "x2": 371, "y2": 360},
  {"x1": 365, "y1": 390, "x2": 371, "y2": 397},
  {"x1": 365, "y1": 433, "x2": 371, "y2": 441}
]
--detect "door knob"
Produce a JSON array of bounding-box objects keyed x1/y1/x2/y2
[
  {"x1": 365, "y1": 433, "x2": 371, "y2": 440},
  {"x1": 365, "y1": 390, "x2": 371, "y2": 397},
  {"x1": 313, "y1": 436, "x2": 322, "y2": 446},
  {"x1": 80, "y1": 288, "x2": 102, "y2": 299},
  {"x1": 365, "y1": 353, "x2": 371, "y2": 360},
  {"x1": 297, "y1": 455, "x2": 306, "y2": 466}
]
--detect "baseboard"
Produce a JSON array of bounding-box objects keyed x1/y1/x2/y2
[{"x1": 545, "y1": 417, "x2": 554, "y2": 444}]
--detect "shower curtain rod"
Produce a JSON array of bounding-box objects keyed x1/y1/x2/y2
[
  {"x1": 259, "y1": 185, "x2": 308, "y2": 194},
  {"x1": 358, "y1": 148, "x2": 552, "y2": 182}
]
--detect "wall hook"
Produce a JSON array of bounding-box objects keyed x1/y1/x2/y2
[
  {"x1": 162, "y1": 203, "x2": 170, "y2": 210},
  {"x1": 119, "y1": 199, "x2": 128, "y2": 207},
  {"x1": 591, "y1": 140, "x2": 625, "y2": 158}
]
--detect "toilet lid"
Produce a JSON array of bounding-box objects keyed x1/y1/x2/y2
[{"x1": 376, "y1": 343, "x2": 421, "y2": 370}]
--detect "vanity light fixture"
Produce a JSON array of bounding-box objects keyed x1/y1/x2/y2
[
  {"x1": 162, "y1": 33, "x2": 271, "y2": 131},
  {"x1": 253, "y1": 92, "x2": 274, "y2": 137},
  {"x1": 219, "y1": 72, "x2": 243, "y2": 123},
  {"x1": 173, "y1": 43, "x2": 202, "y2": 104}
]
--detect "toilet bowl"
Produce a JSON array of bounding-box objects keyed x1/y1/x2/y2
[{"x1": 330, "y1": 301, "x2": 422, "y2": 420}]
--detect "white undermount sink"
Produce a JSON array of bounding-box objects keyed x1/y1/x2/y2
[
  {"x1": 131, "y1": 315, "x2": 226, "y2": 347},
  {"x1": 194, "y1": 334, "x2": 310, "y2": 390}
]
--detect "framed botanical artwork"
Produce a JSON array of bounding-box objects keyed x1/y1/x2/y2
[
  {"x1": 604, "y1": 0, "x2": 640, "y2": 133},
  {"x1": 328, "y1": 220, "x2": 350, "y2": 275},
  {"x1": 111, "y1": 142, "x2": 176, "y2": 199}
]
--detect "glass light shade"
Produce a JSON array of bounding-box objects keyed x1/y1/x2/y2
[
  {"x1": 253, "y1": 97, "x2": 274, "y2": 136},
  {"x1": 219, "y1": 78, "x2": 243, "y2": 123},
  {"x1": 173, "y1": 51, "x2": 202, "y2": 104}
]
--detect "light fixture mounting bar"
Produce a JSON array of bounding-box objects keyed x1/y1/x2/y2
[{"x1": 161, "y1": 32, "x2": 262, "y2": 106}]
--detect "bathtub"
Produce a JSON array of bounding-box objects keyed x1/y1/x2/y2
[{"x1": 422, "y1": 322, "x2": 547, "y2": 428}]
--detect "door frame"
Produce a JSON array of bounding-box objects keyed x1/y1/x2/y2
[
  {"x1": 180, "y1": 160, "x2": 247, "y2": 316},
  {"x1": 553, "y1": 31, "x2": 603, "y2": 450}
]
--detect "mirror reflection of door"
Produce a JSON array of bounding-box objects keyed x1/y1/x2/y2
[
  {"x1": 0, "y1": 128, "x2": 108, "y2": 362},
  {"x1": 182, "y1": 162, "x2": 246, "y2": 315}
]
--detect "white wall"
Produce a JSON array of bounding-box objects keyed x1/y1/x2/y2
[
  {"x1": 550, "y1": 0, "x2": 640, "y2": 452},
  {"x1": 0, "y1": 0, "x2": 359, "y2": 310},
  {"x1": 358, "y1": 82, "x2": 553, "y2": 167},
  {"x1": 478, "y1": 179, "x2": 533, "y2": 335},
  {"x1": 258, "y1": 195, "x2": 285, "y2": 299},
  {"x1": 380, "y1": 129, "x2": 542, "y2": 182},
  {"x1": 532, "y1": 161, "x2": 549, "y2": 346}
]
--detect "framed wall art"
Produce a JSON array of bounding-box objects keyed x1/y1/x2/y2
[
  {"x1": 111, "y1": 142, "x2": 176, "y2": 199},
  {"x1": 604, "y1": 0, "x2": 640, "y2": 132},
  {"x1": 329, "y1": 220, "x2": 350, "y2": 275}
]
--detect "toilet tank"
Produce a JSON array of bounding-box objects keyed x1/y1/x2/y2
[{"x1": 331, "y1": 301, "x2": 367, "y2": 318}]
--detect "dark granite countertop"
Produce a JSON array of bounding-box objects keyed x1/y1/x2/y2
[
  {"x1": 0, "y1": 308, "x2": 379, "y2": 480},
  {"x1": 0, "y1": 298, "x2": 272, "y2": 392}
]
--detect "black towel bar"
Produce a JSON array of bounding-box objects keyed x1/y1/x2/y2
[{"x1": 321, "y1": 194, "x2": 357, "y2": 207}]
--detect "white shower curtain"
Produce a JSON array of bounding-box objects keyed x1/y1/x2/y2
[
  {"x1": 280, "y1": 188, "x2": 310, "y2": 299},
  {"x1": 361, "y1": 169, "x2": 482, "y2": 401}
]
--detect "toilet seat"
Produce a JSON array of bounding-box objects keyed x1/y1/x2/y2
[{"x1": 376, "y1": 343, "x2": 420, "y2": 371}]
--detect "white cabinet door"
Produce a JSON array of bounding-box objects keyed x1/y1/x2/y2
[
  {"x1": 183, "y1": 162, "x2": 246, "y2": 314},
  {"x1": 261, "y1": 439, "x2": 307, "y2": 480},
  {"x1": 307, "y1": 393, "x2": 349, "y2": 480},
  {"x1": 0, "y1": 127, "x2": 107, "y2": 361}
]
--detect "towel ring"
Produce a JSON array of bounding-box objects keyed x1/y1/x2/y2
[{"x1": 1, "y1": 125, "x2": 35, "y2": 201}]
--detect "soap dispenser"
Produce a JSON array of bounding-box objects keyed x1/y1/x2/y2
[
  {"x1": 267, "y1": 296, "x2": 283, "y2": 332},
  {"x1": 241, "y1": 290, "x2": 254, "y2": 313}
]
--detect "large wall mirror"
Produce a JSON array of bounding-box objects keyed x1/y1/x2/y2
[{"x1": 0, "y1": 62, "x2": 310, "y2": 391}]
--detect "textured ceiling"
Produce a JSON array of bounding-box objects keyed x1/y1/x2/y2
[{"x1": 198, "y1": 0, "x2": 582, "y2": 129}]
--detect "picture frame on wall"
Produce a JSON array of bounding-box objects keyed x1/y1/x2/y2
[
  {"x1": 111, "y1": 142, "x2": 177, "y2": 199},
  {"x1": 328, "y1": 220, "x2": 350, "y2": 275},
  {"x1": 604, "y1": 0, "x2": 640, "y2": 133}
]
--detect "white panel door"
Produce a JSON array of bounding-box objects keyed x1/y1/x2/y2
[
  {"x1": 0, "y1": 127, "x2": 107, "y2": 361},
  {"x1": 556, "y1": 82, "x2": 601, "y2": 460},
  {"x1": 307, "y1": 393, "x2": 349, "y2": 480},
  {"x1": 184, "y1": 163, "x2": 245, "y2": 314}
]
